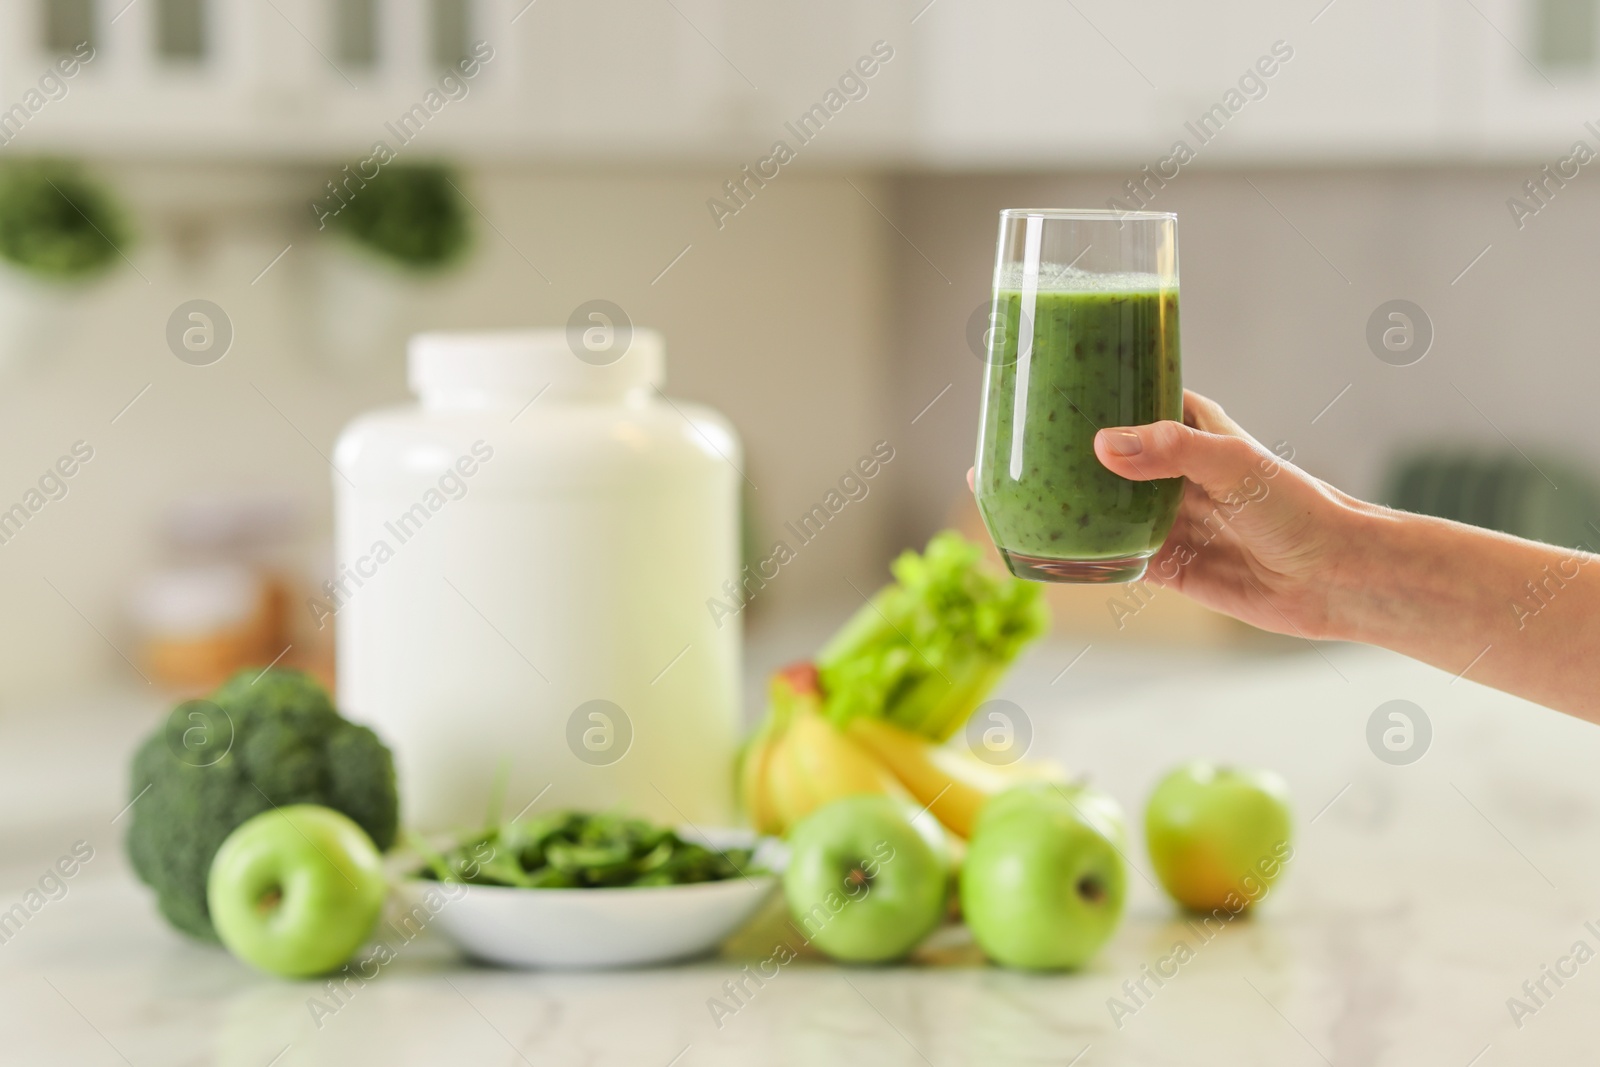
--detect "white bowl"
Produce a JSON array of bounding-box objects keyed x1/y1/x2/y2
[{"x1": 401, "y1": 830, "x2": 782, "y2": 970}]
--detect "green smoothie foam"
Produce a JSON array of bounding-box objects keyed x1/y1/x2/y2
[{"x1": 975, "y1": 267, "x2": 1183, "y2": 578}]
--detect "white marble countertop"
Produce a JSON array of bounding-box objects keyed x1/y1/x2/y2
[{"x1": 3, "y1": 635, "x2": 1599, "y2": 1066}]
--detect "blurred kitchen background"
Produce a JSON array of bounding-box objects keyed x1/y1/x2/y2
[{"x1": 2, "y1": 0, "x2": 1599, "y2": 698}]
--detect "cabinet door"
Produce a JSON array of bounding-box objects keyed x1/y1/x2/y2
[
  {"x1": 906, "y1": 0, "x2": 1453, "y2": 165},
  {"x1": 1233, "y1": 0, "x2": 1454, "y2": 160},
  {"x1": 909, "y1": 0, "x2": 1166, "y2": 165}
]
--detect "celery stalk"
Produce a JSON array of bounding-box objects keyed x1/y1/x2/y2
[{"x1": 815, "y1": 531, "x2": 1048, "y2": 741}]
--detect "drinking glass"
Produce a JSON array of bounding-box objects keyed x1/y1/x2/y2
[{"x1": 974, "y1": 209, "x2": 1183, "y2": 583}]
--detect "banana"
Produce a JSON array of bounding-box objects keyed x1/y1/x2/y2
[
  {"x1": 746, "y1": 661, "x2": 908, "y2": 834},
  {"x1": 737, "y1": 729, "x2": 785, "y2": 836},
  {"x1": 763, "y1": 729, "x2": 815, "y2": 831},
  {"x1": 846, "y1": 717, "x2": 1060, "y2": 838},
  {"x1": 749, "y1": 706, "x2": 906, "y2": 835},
  {"x1": 781, "y1": 708, "x2": 905, "y2": 825},
  {"x1": 990, "y1": 755, "x2": 1071, "y2": 782}
]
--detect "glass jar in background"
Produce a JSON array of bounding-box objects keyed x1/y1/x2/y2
[{"x1": 127, "y1": 492, "x2": 309, "y2": 692}]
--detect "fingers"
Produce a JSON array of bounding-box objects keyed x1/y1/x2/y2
[
  {"x1": 966, "y1": 467, "x2": 975, "y2": 494},
  {"x1": 1095, "y1": 392, "x2": 1271, "y2": 500}
]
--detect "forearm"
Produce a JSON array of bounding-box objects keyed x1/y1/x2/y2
[{"x1": 1328, "y1": 503, "x2": 1600, "y2": 721}]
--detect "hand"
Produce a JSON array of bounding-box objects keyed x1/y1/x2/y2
[
  {"x1": 971, "y1": 391, "x2": 1365, "y2": 640},
  {"x1": 1094, "y1": 390, "x2": 1374, "y2": 639}
]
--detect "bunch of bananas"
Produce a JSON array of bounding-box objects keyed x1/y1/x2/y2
[{"x1": 739, "y1": 664, "x2": 1065, "y2": 839}]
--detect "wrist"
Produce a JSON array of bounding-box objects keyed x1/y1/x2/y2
[
  {"x1": 1320, "y1": 502, "x2": 1526, "y2": 652},
  {"x1": 1319, "y1": 501, "x2": 1412, "y2": 645}
]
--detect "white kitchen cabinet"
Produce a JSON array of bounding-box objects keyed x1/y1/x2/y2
[
  {"x1": 0, "y1": 0, "x2": 682, "y2": 157},
  {"x1": 905, "y1": 0, "x2": 1600, "y2": 165},
  {"x1": 0, "y1": 0, "x2": 1594, "y2": 164},
  {"x1": 0, "y1": 0, "x2": 915, "y2": 160}
]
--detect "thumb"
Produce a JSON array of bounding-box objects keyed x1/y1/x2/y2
[{"x1": 1094, "y1": 422, "x2": 1270, "y2": 499}]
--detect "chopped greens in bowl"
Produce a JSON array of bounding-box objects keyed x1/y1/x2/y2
[
  {"x1": 403, "y1": 812, "x2": 780, "y2": 967},
  {"x1": 411, "y1": 811, "x2": 759, "y2": 890}
]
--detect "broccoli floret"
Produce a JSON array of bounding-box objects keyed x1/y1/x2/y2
[{"x1": 125, "y1": 668, "x2": 398, "y2": 941}]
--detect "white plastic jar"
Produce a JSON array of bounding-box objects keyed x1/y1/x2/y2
[{"x1": 331, "y1": 329, "x2": 741, "y2": 832}]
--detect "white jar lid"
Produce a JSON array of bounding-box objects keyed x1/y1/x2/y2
[{"x1": 408, "y1": 328, "x2": 665, "y2": 401}]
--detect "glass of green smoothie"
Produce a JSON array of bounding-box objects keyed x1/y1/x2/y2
[{"x1": 974, "y1": 209, "x2": 1183, "y2": 583}]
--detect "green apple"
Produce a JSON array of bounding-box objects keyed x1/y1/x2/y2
[
  {"x1": 783, "y1": 795, "x2": 947, "y2": 963},
  {"x1": 1144, "y1": 762, "x2": 1293, "y2": 914},
  {"x1": 975, "y1": 780, "x2": 1128, "y2": 849},
  {"x1": 207, "y1": 804, "x2": 387, "y2": 978},
  {"x1": 960, "y1": 804, "x2": 1125, "y2": 970}
]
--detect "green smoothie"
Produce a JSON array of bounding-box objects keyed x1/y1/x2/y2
[{"x1": 976, "y1": 279, "x2": 1183, "y2": 582}]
